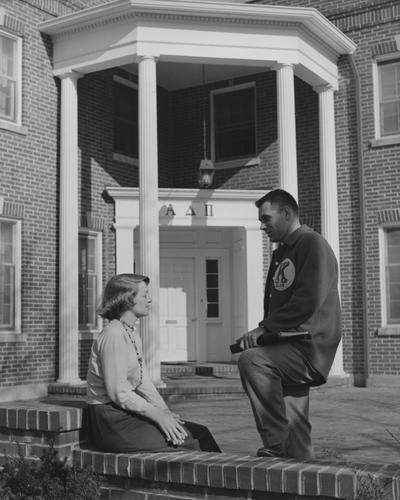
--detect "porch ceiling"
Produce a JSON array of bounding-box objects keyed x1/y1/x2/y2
[{"x1": 39, "y1": 0, "x2": 356, "y2": 89}]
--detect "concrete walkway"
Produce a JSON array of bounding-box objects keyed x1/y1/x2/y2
[{"x1": 170, "y1": 385, "x2": 400, "y2": 465}]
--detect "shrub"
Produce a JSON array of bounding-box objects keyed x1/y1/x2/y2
[{"x1": 0, "y1": 443, "x2": 102, "y2": 499}]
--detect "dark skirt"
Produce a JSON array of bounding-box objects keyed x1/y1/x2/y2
[{"x1": 87, "y1": 403, "x2": 221, "y2": 453}]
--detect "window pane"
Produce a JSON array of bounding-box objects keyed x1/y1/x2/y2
[
  {"x1": 0, "y1": 265, "x2": 14, "y2": 328},
  {"x1": 379, "y1": 61, "x2": 400, "y2": 136},
  {"x1": 206, "y1": 274, "x2": 218, "y2": 288},
  {"x1": 386, "y1": 227, "x2": 400, "y2": 322},
  {"x1": 79, "y1": 235, "x2": 88, "y2": 271},
  {"x1": 86, "y1": 275, "x2": 97, "y2": 327},
  {"x1": 388, "y1": 229, "x2": 400, "y2": 245},
  {"x1": 207, "y1": 289, "x2": 219, "y2": 303},
  {"x1": 389, "y1": 282, "x2": 400, "y2": 301},
  {"x1": 214, "y1": 87, "x2": 256, "y2": 161},
  {"x1": 0, "y1": 222, "x2": 14, "y2": 263},
  {"x1": 79, "y1": 233, "x2": 100, "y2": 329},
  {"x1": 387, "y1": 229, "x2": 400, "y2": 264},
  {"x1": 87, "y1": 238, "x2": 96, "y2": 272},
  {"x1": 0, "y1": 77, "x2": 14, "y2": 119},
  {"x1": 381, "y1": 102, "x2": 400, "y2": 135},
  {"x1": 207, "y1": 303, "x2": 219, "y2": 318},
  {"x1": 0, "y1": 36, "x2": 15, "y2": 78},
  {"x1": 389, "y1": 301, "x2": 400, "y2": 322},
  {"x1": 380, "y1": 65, "x2": 397, "y2": 99},
  {"x1": 206, "y1": 259, "x2": 218, "y2": 273},
  {"x1": 0, "y1": 35, "x2": 16, "y2": 121}
]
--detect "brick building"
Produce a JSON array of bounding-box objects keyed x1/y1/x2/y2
[{"x1": 0, "y1": 0, "x2": 399, "y2": 401}]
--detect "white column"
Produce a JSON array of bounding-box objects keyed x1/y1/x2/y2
[
  {"x1": 58, "y1": 71, "x2": 82, "y2": 384},
  {"x1": 275, "y1": 63, "x2": 298, "y2": 200},
  {"x1": 316, "y1": 84, "x2": 345, "y2": 377},
  {"x1": 138, "y1": 55, "x2": 164, "y2": 386},
  {"x1": 114, "y1": 224, "x2": 134, "y2": 274},
  {"x1": 244, "y1": 228, "x2": 264, "y2": 331}
]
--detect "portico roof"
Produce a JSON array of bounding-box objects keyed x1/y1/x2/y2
[{"x1": 39, "y1": 0, "x2": 356, "y2": 89}]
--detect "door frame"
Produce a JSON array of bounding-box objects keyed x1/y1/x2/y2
[{"x1": 160, "y1": 246, "x2": 231, "y2": 362}]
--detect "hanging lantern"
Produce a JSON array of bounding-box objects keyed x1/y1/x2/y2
[
  {"x1": 198, "y1": 158, "x2": 216, "y2": 188},
  {"x1": 198, "y1": 64, "x2": 215, "y2": 189}
]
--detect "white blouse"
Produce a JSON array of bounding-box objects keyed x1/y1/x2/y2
[{"x1": 86, "y1": 319, "x2": 168, "y2": 413}]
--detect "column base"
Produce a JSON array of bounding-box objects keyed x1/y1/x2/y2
[
  {"x1": 55, "y1": 378, "x2": 85, "y2": 385},
  {"x1": 154, "y1": 379, "x2": 167, "y2": 389}
]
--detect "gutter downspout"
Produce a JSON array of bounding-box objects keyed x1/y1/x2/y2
[{"x1": 348, "y1": 53, "x2": 370, "y2": 387}]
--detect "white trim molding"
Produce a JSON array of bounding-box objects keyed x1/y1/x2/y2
[{"x1": 39, "y1": 0, "x2": 356, "y2": 90}]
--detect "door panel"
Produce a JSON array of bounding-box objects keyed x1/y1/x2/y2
[{"x1": 160, "y1": 257, "x2": 196, "y2": 361}]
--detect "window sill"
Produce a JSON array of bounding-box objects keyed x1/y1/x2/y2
[
  {"x1": 215, "y1": 157, "x2": 260, "y2": 170},
  {"x1": 113, "y1": 152, "x2": 138, "y2": 166},
  {"x1": 375, "y1": 326, "x2": 400, "y2": 336},
  {"x1": 0, "y1": 120, "x2": 28, "y2": 135},
  {"x1": 0, "y1": 333, "x2": 26, "y2": 343},
  {"x1": 369, "y1": 136, "x2": 400, "y2": 148}
]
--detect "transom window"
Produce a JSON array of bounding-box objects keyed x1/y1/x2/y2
[
  {"x1": 113, "y1": 76, "x2": 138, "y2": 158},
  {"x1": 384, "y1": 228, "x2": 400, "y2": 324},
  {"x1": 378, "y1": 60, "x2": 400, "y2": 137},
  {"x1": 0, "y1": 31, "x2": 21, "y2": 124},
  {"x1": 79, "y1": 231, "x2": 102, "y2": 331},
  {"x1": 0, "y1": 219, "x2": 21, "y2": 333},
  {"x1": 212, "y1": 84, "x2": 256, "y2": 163}
]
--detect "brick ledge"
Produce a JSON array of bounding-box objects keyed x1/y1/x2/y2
[{"x1": 73, "y1": 447, "x2": 400, "y2": 500}]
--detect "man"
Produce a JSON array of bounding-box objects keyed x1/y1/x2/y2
[{"x1": 237, "y1": 189, "x2": 341, "y2": 460}]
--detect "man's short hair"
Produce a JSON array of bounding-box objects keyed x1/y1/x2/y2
[
  {"x1": 98, "y1": 273, "x2": 150, "y2": 320},
  {"x1": 255, "y1": 189, "x2": 299, "y2": 215}
]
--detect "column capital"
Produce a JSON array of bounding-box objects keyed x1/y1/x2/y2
[
  {"x1": 58, "y1": 70, "x2": 84, "y2": 81},
  {"x1": 313, "y1": 83, "x2": 335, "y2": 94},
  {"x1": 271, "y1": 62, "x2": 294, "y2": 72},
  {"x1": 137, "y1": 54, "x2": 159, "y2": 63}
]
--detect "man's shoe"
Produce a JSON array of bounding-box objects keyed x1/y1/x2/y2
[{"x1": 256, "y1": 447, "x2": 283, "y2": 458}]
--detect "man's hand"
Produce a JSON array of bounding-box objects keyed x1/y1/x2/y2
[{"x1": 238, "y1": 327, "x2": 265, "y2": 350}]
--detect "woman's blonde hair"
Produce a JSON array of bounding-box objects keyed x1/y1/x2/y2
[{"x1": 97, "y1": 273, "x2": 150, "y2": 320}]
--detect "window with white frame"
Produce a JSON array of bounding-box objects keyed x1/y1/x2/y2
[
  {"x1": 0, "y1": 30, "x2": 21, "y2": 125},
  {"x1": 78, "y1": 231, "x2": 102, "y2": 332},
  {"x1": 377, "y1": 59, "x2": 400, "y2": 138},
  {"x1": 383, "y1": 227, "x2": 400, "y2": 325},
  {"x1": 0, "y1": 218, "x2": 21, "y2": 334},
  {"x1": 212, "y1": 83, "x2": 256, "y2": 163},
  {"x1": 113, "y1": 75, "x2": 138, "y2": 159}
]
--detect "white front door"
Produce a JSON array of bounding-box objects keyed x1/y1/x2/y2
[{"x1": 160, "y1": 256, "x2": 196, "y2": 361}]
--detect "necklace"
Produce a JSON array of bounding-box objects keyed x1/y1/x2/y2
[{"x1": 119, "y1": 318, "x2": 143, "y2": 388}]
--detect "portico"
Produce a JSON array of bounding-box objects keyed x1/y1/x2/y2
[{"x1": 39, "y1": 0, "x2": 356, "y2": 385}]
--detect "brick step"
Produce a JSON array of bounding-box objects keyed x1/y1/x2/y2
[
  {"x1": 161, "y1": 362, "x2": 240, "y2": 378},
  {"x1": 46, "y1": 373, "x2": 350, "y2": 404},
  {"x1": 46, "y1": 377, "x2": 245, "y2": 403}
]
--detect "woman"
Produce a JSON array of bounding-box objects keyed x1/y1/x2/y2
[{"x1": 86, "y1": 273, "x2": 221, "y2": 453}]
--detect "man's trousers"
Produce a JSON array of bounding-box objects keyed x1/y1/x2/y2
[{"x1": 238, "y1": 341, "x2": 323, "y2": 460}]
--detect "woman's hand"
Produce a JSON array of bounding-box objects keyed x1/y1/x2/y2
[
  {"x1": 149, "y1": 408, "x2": 188, "y2": 445},
  {"x1": 171, "y1": 412, "x2": 186, "y2": 425}
]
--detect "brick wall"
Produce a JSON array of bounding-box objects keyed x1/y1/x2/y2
[
  {"x1": 3, "y1": 0, "x2": 400, "y2": 389},
  {"x1": 0, "y1": 0, "x2": 60, "y2": 386}
]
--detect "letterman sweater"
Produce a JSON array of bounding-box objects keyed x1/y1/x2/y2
[{"x1": 258, "y1": 225, "x2": 342, "y2": 380}]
